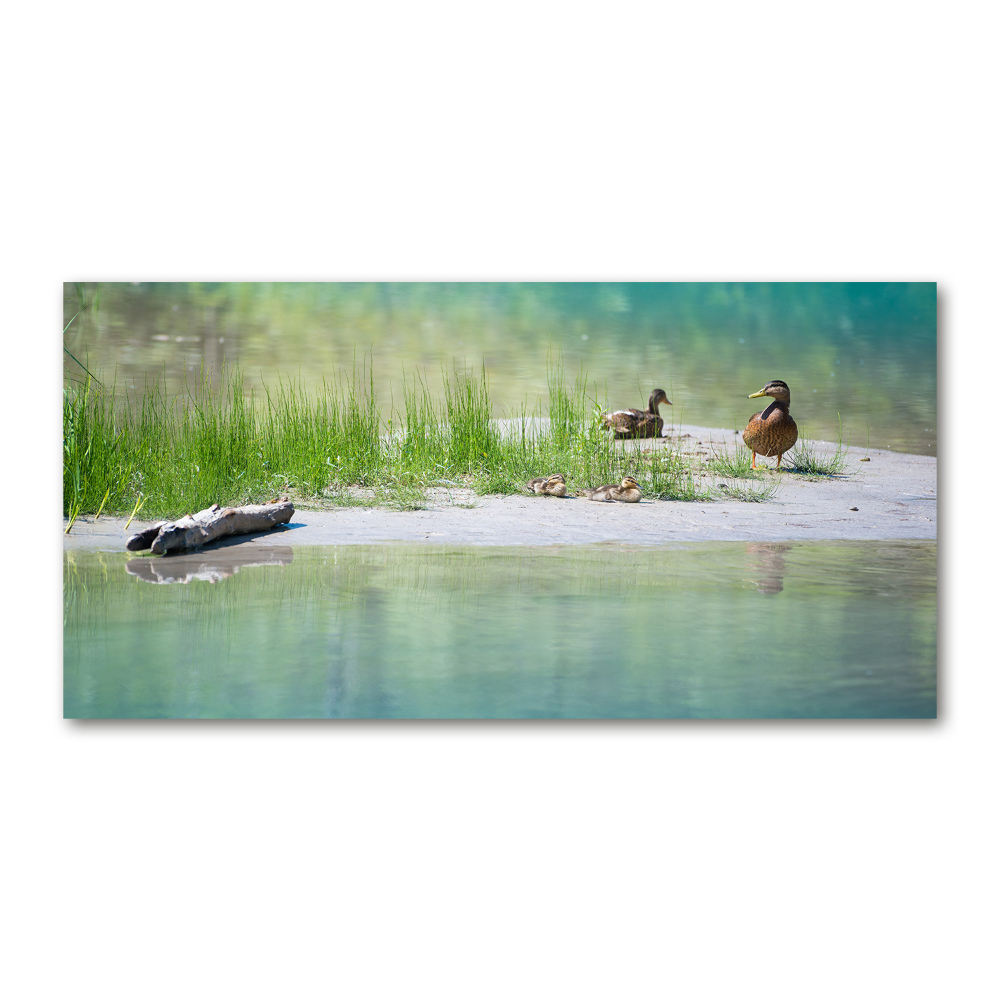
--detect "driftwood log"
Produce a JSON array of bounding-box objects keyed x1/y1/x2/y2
[{"x1": 126, "y1": 500, "x2": 294, "y2": 555}]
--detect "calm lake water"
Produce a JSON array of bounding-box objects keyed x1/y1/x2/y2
[
  {"x1": 64, "y1": 541, "x2": 937, "y2": 719},
  {"x1": 63, "y1": 282, "x2": 937, "y2": 455}
]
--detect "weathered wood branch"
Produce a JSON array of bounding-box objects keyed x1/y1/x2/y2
[{"x1": 126, "y1": 500, "x2": 294, "y2": 555}]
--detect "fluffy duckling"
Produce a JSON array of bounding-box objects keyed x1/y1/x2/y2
[
  {"x1": 742, "y1": 380, "x2": 798, "y2": 469},
  {"x1": 601, "y1": 389, "x2": 672, "y2": 438},
  {"x1": 577, "y1": 475, "x2": 642, "y2": 502},
  {"x1": 527, "y1": 473, "x2": 569, "y2": 497}
]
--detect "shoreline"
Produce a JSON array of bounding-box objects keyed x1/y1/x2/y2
[{"x1": 63, "y1": 425, "x2": 937, "y2": 551}]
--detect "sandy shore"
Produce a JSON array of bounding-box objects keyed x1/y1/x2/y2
[{"x1": 63, "y1": 425, "x2": 937, "y2": 550}]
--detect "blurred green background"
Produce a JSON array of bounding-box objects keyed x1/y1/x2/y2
[{"x1": 64, "y1": 282, "x2": 937, "y2": 454}]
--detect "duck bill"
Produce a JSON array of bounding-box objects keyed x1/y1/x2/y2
[{"x1": 747, "y1": 389, "x2": 768, "y2": 398}]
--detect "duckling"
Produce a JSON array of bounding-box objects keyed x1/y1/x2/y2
[
  {"x1": 577, "y1": 475, "x2": 642, "y2": 502},
  {"x1": 743, "y1": 380, "x2": 798, "y2": 469},
  {"x1": 527, "y1": 473, "x2": 569, "y2": 497},
  {"x1": 601, "y1": 388, "x2": 672, "y2": 438}
]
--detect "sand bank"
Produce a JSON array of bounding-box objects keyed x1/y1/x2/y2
[{"x1": 63, "y1": 425, "x2": 936, "y2": 550}]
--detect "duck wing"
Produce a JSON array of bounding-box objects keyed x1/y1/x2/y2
[
  {"x1": 602, "y1": 408, "x2": 662, "y2": 438},
  {"x1": 609, "y1": 486, "x2": 641, "y2": 502},
  {"x1": 579, "y1": 484, "x2": 617, "y2": 501}
]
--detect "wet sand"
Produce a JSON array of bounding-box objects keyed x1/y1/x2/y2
[{"x1": 63, "y1": 425, "x2": 937, "y2": 551}]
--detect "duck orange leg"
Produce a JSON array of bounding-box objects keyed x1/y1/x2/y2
[
  {"x1": 751, "y1": 452, "x2": 757, "y2": 469},
  {"x1": 774, "y1": 452, "x2": 784, "y2": 470}
]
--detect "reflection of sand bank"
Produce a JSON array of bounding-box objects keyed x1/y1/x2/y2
[
  {"x1": 126, "y1": 547, "x2": 293, "y2": 584},
  {"x1": 742, "y1": 542, "x2": 792, "y2": 595}
]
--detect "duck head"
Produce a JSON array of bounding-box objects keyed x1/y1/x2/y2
[
  {"x1": 648, "y1": 388, "x2": 672, "y2": 411},
  {"x1": 748, "y1": 380, "x2": 791, "y2": 405}
]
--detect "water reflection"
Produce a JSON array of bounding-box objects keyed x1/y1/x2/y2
[
  {"x1": 63, "y1": 282, "x2": 937, "y2": 454},
  {"x1": 126, "y1": 547, "x2": 293, "y2": 585},
  {"x1": 64, "y1": 541, "x2": 937, "y2": 719},
  {"x1": 742, "y1": 542, "x2": 792, "y2": 595}
]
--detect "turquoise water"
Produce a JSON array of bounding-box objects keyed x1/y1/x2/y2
[
  {"x1": 64, "y1": 541, "x2": 937, "y2": 719},
  {"x1": 64, "y1": 282, "x2": 937, "y2": 455}
]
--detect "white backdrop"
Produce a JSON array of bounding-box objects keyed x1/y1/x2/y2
[{"x1": 4, "y1": 2, "x2": 993, "y2": 997}]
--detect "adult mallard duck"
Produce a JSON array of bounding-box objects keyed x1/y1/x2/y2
[
  {"x1": 743, "y1": 380, "x2": 798, "y2": 469},
  {"x1": 601, "y1": 388, "x2": 671, "y2": 438},
  {"x1": 577, "y1": 475, "x2": 642, "y2": 503},
  {"x1": 528, "y1": 473, "x2": 569, "y2": 497}
]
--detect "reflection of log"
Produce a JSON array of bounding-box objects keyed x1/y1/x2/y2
[
  {"x1": 126, "y1": 547, "x2": 294, "y2": 584},
  {"x1": 126, "y1": 500, "x2": 294, "y2": 555}
]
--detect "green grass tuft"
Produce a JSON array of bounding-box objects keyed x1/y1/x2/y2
[
  {"x1": 705, "y1": 440, "x2": 780, "y2": 500},
  {"x1": 790, "y1": 416, "x2": 850, "y2": 477},
  {"x1": 707, "y1": 442, "x2": 764, "y2": 479}
]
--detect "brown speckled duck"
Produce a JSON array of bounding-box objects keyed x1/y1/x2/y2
[
  {"x1": 743, "y1": 380, "x2": 798, "y2": 469},
  {"x1": 601, "y1": 389, "x2": 671, "y2": 438},
  {"x1": 577, "y1": 475, "x2": 642, "y2": 503},
  {"x1": 527, "y1": 473, "x2": 569, "y2": 497}
]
